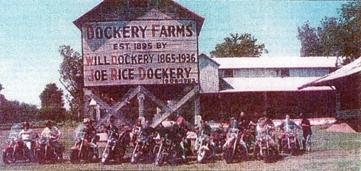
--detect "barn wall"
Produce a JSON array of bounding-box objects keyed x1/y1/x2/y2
[
  {"x1": 199, "y1": 55, "x2": 220, "y2": 93},
  {"x1": 335, "y1": 73, "x2": 361, "y2": 118}
]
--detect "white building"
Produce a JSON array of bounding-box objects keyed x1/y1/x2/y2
[{"x1": 199, "y1": 54, "x2": 338, "y2": 119}]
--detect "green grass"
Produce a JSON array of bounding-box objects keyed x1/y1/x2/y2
[{"x1": 0, "y1": 126, "x2": 360, "y2": 170}]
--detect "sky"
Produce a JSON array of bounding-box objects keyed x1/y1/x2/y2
[{"x1": 0, "y1": 0, "x2": 345, "y2": 107}]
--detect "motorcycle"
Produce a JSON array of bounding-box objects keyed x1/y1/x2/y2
[
  {"x1": 154, "y1": 131, "x2": 178, "y2": 166},
  {"x1": 131, "y1": 128, "x2": 156, "y2": 164},
  {"x1": 35, "y1": 135, "x2": 63, "y2": 164},
  {"x1": 70, "y1": 125, "x2": 99, "y2": 163},
  {"x1": 210, "y1": 126, "x2": 226, "y2": 153},
  {"x1": 280, "y1": 128, "x2": 300, "y2": 155},
  {"x1": 2, "y1": 123, "x2": 37, "y2": 164},
  {"x1": 101, "y1": 126, "x2": 131, "y2": 165},
  {"x1": 254, "y1": 125, "x2": 278, "y2": 163},
  {"x1": 222, "y1": 128, "x2": 248, "y2": 163},
  {"x1": 195, "y1": 132, "x2": 215, "y2": 163}
]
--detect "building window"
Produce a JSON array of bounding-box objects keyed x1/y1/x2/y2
[
  {"x1": 223, "y1": 69, "x2": 233, "y2": 77},
  {"x1": 280, "y1": 69, "x2": 289, "y2": 77}
]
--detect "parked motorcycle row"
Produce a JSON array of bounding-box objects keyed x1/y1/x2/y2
[
  {"x1": 2, "y1": 119, "x2": 306, "y2": 166},
  {"x1": 2, "y1": 123, "x2": 64, "y2": 165}
]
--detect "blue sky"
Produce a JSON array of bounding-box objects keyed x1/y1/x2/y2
[{"x1": 0, "y1": 0, "x2": 345, "y2": 106}]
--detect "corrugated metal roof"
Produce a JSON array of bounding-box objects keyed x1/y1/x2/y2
[
  {"x1": 220, "y1": 77, "x2": 335, "y2": 93},
  {"x1": 300, "y1": 57, "x2": 361, "y2": 88},
  {"x1": 212, "y1": 56, "x2": 338, "y2": 69}
]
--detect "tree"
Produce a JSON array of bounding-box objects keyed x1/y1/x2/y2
[
  {"x1": 297, "y1": 1, "x2": 361, "y2": 63},
  {"x1": 297, "y1": 21, "x2": 323, "y2": 57},
  {"x1": 211, "y1": 33, "x2": 266, "y2": 57},
  {"x1": 0, "y1": 83, "x2": 3, "y2": 92},
  {"x1": 39, "y1": 83, "x2": 65, "y2": 121},
  {"x1": 59, "y1": 45, "x2": 84, "y2": 120}
]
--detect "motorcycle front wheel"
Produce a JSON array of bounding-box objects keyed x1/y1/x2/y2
[
  {"x1": 101, "y1": 148, "x2": 110, "y2": 165},
  {"x1": 2, "y1": 150, "x2": 14, "y2": 164},
  {"x1": 223, "y1": 147, "x2": 234, "y2": 164},
  {"x1": 154, "y1": 145, "x2": 163, "y2": 166},
  {"x1": 130, "y1": 144, "x2": 139, "y2": 164},
  {"x1": 70, "y1": 150, "x2": 79, "y2": 164},
  {"x1": 197, "y1": 148, "x2": 207, "y2": 163}
]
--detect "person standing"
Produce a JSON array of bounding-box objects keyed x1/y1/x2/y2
[{"x1": 300, "y1": 113, "x2": 312, "y2": 152}]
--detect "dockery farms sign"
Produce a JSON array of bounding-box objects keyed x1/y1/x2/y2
[{"x1": 82, "y1": 20, "x2": 198, "y2": 87}]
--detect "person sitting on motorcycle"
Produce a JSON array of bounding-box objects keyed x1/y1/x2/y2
[
  {"x1": 198, "y1": 119, "x2": 212, "y2": 136},
  {"x1": 279, "y1": 114, "x2": 301, "y2": 133},
  {"x1": 131, "y1": 117, "x2": 144, "y2": 145},
  {"x1": 277, "y1": 114, "x2": 301, "y2": 150},
  {"x1": 224, "y1": 117, "x2": 248, "y2": 153},
  {"x1": 40, "y1": 120, "x2": 64, "y2": 159},
  {"x1": 198, "y1": 119, "x2": 216, "y2": 158},
  {"x1": 82, "y1": 118, "x2": 98, "y2": 155},
  {"x1": 238, "y1": 112, "x2": 257, "y2": 131},
  {"x1": 18, "y1": 121, "x2": 36, "y2": 161},
  {"x1": 238, "y1": 112, "x2": 256, "y2": 149},
  {"x1": 254, "y1": 113, "x2": 278, "y2": 157},
  {"x1": 105, "y1": 116, "x2": 119, "y2": 139}
]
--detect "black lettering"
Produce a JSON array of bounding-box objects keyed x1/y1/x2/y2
[
  {"x1": 177, "y1": 68, "x2": 184, "y2": 78},
  {"x1": 87, "y1": 26, "x2": 94, "y2": 39},
  {"x1": 168, "y1": 26, "x2": 176, "y2": 37},
  {"x1": 186, "y1": 25, "x2": 193, "y2": 37},
  {"x1": 101, "y1": 70, "x2": 107, "y2": 80},
  {"x1": 184, "y1": 67, "x2": 191, "y2": 78},
  {"x1": 169, "y1": 68, "x2": 176, "y2": 79},
  {"x1": 129, "y1": 68, "x2": 135, "y2": 79},
  {"x1": 123, "y1": 26, "x2": 130, "y2": 38},
  {"x1": 139, "y1": 26, "x2": 147, "y2": 38},
  {"x1": 104, "y1": 27, "x2": 112, "y2": 39},
  {"x1": 147, "y1": 69, "x2": 153, "y2": 79},
  {"x1": 162, "y1": 68, "x2": 169, "y2": 78},
  {"x1": 154, "y1": 69, "x2": 162, "y2": 79},
  {"x1": 113, "y1": 27, "x2": 121, "y2": 38},
  {"x1": 160, "y1": 26, "x2": 168, "y2": 37},
  {"x1": 176, "y1": 25, "x2": 185, "y2": 37},
  {"x1": 95, "y1": 27, "x2": 103, "y2": 39},
  {"x1": 131, "y1": 26, "x2": 139, "y2": 38}
]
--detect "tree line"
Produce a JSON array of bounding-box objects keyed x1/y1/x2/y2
[{"x1": 297, "y1": 1, "x2": 361, "y2": 63}]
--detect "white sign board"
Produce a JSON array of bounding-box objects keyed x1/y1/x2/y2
[{"x1": 82, "y1": 20, "x2": 198, "y2": 87}]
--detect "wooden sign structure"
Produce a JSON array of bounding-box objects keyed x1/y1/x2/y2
[{"x1": 74, "y1": 0, "x2": 204, "y2": 128}]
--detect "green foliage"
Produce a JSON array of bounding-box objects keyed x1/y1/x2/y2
[
  {"x1": 0, "y1": 82, "x2": 40, "y2": 123},
  {"x1": 297, "y1": 1, "x2": 361, "y2": 63},
  {"x1": 211, "y1": 33, "x2": 266, "y2": 57},
  {"x1": 0, "y1": 96, "x2": 39, "y2": 123},
  {"x1": 39, "y1": 83, "x2": 65, "y2": 121},
  {"x1": 59, "y1": 45, "x2": 84, "y2": 121}
]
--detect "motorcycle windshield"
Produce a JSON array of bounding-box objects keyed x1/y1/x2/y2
[{"x1": 8, "y1": 123, "x2": 22, "y2": 140}]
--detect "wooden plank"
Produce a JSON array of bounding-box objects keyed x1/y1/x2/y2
[
  {"x1": 139, "y1": 86, "x2": 171, "y2": 113},
  {"x1": 111, "y1": 86, "x2": 141, "y2": 112},
  {"x1": 96, "y1": 86, "x2": 142, "y2": 127},
  {"x1": 88, "y1": 93, "x2": 112, "y2": 109},
  {"x1": 150, "y1": 85, "x2": 199, "y2": 128}
]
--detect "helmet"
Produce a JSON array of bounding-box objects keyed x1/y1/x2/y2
[{"x1": 83, "y1": 118, "x2": 91, "y2": 124}]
